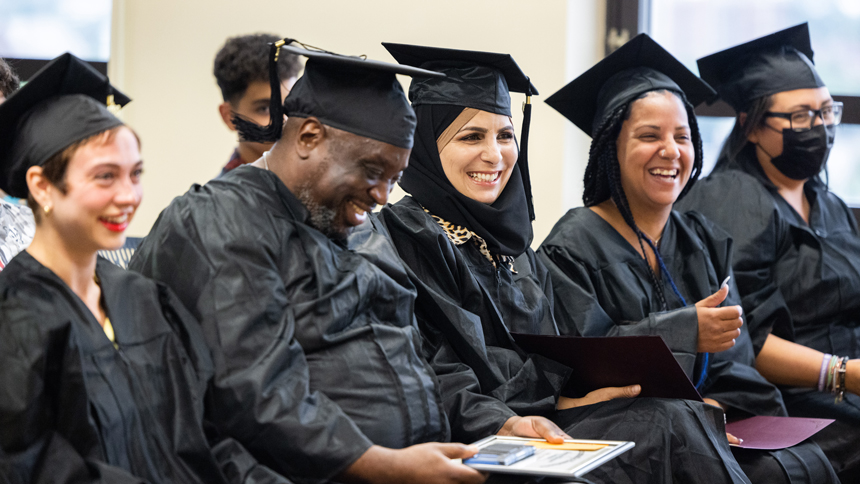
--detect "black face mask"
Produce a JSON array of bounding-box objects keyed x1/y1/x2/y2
[{"x1": 765, "y1": 124, "x2": 836, "y2": 180}]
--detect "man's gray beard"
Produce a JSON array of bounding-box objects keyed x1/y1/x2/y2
[{"x1": 296, "y1": 185, "x2": 343, "y2": 240}]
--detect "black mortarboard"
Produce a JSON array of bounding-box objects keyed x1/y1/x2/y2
[
  {"x1": 0, "y1": 53, "x2": 131, "y2": 198},
  {"x1": 382, "y1": 42, "x2": 538, "y2": 116},
  {"x1": 697, "y1": 23, "x2": 825, "y2": 112},
  {"x1": 545, "y1": 33, "x2": 715, "y2": 138},
  {"x1": 234, "y1": 41, "x2": 443, "y2": 150}
]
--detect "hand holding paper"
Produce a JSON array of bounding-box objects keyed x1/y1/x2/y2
[
  {"x1": 498, "y1": 416, "x2": 570, "y2": 444},
  {"x1": 557, "y1": 384, "x2": 642, "y2": 410},
  {"x1": 342, "y1": 443, "x2": 486, "y2": 484}
]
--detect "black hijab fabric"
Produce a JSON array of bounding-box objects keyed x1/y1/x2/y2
[{"x1": 398, "y1": 104, "x2": 532, "y2": 256}]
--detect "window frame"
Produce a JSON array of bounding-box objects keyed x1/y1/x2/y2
[{"x1": 5, "y1": 58, "x2": 108, "y2": 81}]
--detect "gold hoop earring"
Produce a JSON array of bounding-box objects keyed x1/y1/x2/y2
[{"x1": 43, "y1": 205, "x2": 52, "y2": 215}]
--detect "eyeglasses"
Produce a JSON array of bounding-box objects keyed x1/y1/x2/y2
[{"x1": 764, "y1": 102, "x2": 844, "y2": 132}]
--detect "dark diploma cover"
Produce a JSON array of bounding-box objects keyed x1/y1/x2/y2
[
  {"x1": 511, "y1": 333, "x2": 703, "y2": 401},
  {"x1": 511, "y1": 333, "x2": 833, "y2": 449}
]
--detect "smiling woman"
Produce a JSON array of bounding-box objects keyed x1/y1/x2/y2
[
  {"x1": 538, "y1": 33, "x2": 839, "y2": 483},
  {"x1": 439, "y1": 110, "x2": 518, "y2": 205},
  {"x1": 614, "y1": 90, "x2": 694, "y2": 220},
  {"x1": 26, "y1": 126, "x2": 142, "y2": 247}
]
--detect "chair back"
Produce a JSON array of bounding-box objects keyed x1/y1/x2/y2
[{"x1": 99, "y1": 237, "x2": 144, "y2": 269}]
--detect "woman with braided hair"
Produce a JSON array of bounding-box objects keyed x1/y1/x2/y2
[{"x1": 538, "y1": 34, "x2": 837, "y2": 483}]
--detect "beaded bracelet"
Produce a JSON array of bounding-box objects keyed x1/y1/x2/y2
[
  {"x1": 818, "y1": 354, "x2": 832, "y2": 392},
  {"x1": 826, "y1": 356, "x2": 839, "y2": 391},
  {"x1": 828, "y1": 356, "x2": 844, "y2": 392},
  {"x1": 831, "y1": 357, "x2": 842, "y2": 391},
  {"x1": 835, "y1": 357, "x2": 848, "y2": 404}
]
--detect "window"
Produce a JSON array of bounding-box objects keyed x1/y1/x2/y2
[{"x1": 0, "y1": 0, "x2": 112, "y2": 79}]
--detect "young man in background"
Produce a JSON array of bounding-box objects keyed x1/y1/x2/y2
[{"x1": 214, "y1": 33, "x2": 301, "y2": 175}]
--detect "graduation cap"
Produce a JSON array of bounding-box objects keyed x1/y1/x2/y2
[
  {"x1": 545, "y1": 33, "x2": 715, "y2": 138},
  {"x1": 697, "y1": 23, "x2": 825, "y2": 112},
  {"x1": 233, "y1": 40, "x2": 444, "y2": 150},
  {"x1": 0, "y1": 53, "x2": 130, "y2": 198},
  {"x1": 382, "y1": 42, "x2": 537, "y2": 116},
  {"x1": 382, "y1": 42, "x2": 539, "y2": 220}
]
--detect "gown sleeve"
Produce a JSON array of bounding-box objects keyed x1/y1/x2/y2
[
  {"x1": 677, "y1": 172, "x2": 794, "y2": 353},
  {"x1": 154, "y1": 282, "x2": 293, "y2": 484},
  {"x1": 684, "y1": 212, "x2": 788, "y2": 417},
  {"x1": 375, "y1": 209, "x2": 518, "y2": 443},
  {"x1": 537, "y1": 244, "x2": 700, "y2": 375},
  {"x1": 0, "y1": 300, "x2": 148, "y2": 484},
  {"x1": 406, "y1": 254, "x2": 570, "y2": 443},
  {"x1": 129, "y1": 202, "x2": 373, "y2": 482}
]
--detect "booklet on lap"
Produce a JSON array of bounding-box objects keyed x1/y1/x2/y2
[{"x1": 462, "y1": 435, "x2": 634, "y2": 479}]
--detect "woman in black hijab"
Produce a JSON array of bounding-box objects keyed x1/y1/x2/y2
[
  {"x1": 675, "y1": 24, "x2": 860, "y2": 481},
  {"x1": 0, "y1": 54, "x2": 286, "y2": 484},
  {"x1": 378, "y1": 43, "x2": 753, "y2": 484},
  {"x1": 537, "y1": 33, "x2": 837, "y2": 484}
]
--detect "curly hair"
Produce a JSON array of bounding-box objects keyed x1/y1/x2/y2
[
  {"x1": 0, "y1": 58, "x2": 20, "y2": 98},
  {"x1": 582, "y1": 89, "x2": 704, "y2": 309},
  {"x1": 214, "y1": 33, "x2": 302, "y2": 103}
]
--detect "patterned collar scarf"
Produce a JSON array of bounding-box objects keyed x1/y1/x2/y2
[{"x1": 424, "y1": 207, "x2": 517, "y2": 273}]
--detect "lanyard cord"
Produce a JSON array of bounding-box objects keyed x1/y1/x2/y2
[{"x1": 642, "y1": 237, "x2": 709, "y2": 389}]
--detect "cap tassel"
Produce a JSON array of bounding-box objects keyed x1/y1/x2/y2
[
  {"x1": 233, "y1": 38, "x2": 293, "y2": 143},
  {"x1": 106, "y1": 93, "x2": 121, "y2": 115},
  {"x1": 105, "y1": 77, "x2": 122, "y2": 115},
  {"x1": 520, "y1": 81, "x2": 535, "y2": 221}
]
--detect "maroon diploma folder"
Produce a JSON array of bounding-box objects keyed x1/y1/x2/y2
[
  {"x1": 511, "y1": 333, "x2": 703, "y2": 402},
  {"x1": 512, "y1": 333, "x2": 834, "y2": 449},
  {"x1": 725, "y1": 416, "x2": 834, "y2": 450}
]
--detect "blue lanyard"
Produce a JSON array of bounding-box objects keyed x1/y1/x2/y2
[{"x1": 643, "y1": 238, "x2": 709, "y2": 389}]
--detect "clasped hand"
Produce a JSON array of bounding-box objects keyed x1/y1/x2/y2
[{"x1": 696, "y1": 285, "x2": 743, "y2": 353}]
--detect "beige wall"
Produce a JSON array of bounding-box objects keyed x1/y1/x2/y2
[{"x1": 111, "y1": 0, "x2": 603, "y2": 246}]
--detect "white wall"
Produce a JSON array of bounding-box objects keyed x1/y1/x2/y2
[{"x1": 110, "y1": 0, "x2": 603, "y2": 246}]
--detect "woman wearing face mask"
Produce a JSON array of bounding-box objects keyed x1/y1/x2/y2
[
  {"x1": 538, "y1": 34, "x2": 838, "y2": 484},
  {"x1": 0, "y1": 54, "x2": 286, "y2": 483},
  {"x1": 676, "y1": 24, "x2": 860, "y2": 481},
  {"x1": 377, "y1": 43, "x2": 753, "y2": 484}
]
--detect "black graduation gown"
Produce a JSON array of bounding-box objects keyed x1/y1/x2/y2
[
  {"x1": 129, "y1": 166, "x2": 448, "y2": 484},
  {"x1": 378, "y1": 196, "x2": 752, "y2": 484},
  {"x1": 676, "y1": 144, "x2": 860, "y2": 480},
  {"x1": 0, "y1": 252, "x2": 286, "y2": 484},
  {"x1": 538, "y1": 207, "x2": 837, "y2": 483}
]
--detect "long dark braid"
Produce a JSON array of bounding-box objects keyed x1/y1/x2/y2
[
  {"x1": 583, "y1": 89, "x2": 704, "y2": 310},
  {"x1": 678, "y1": 96, "x2": 704, "y2": 202}
]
